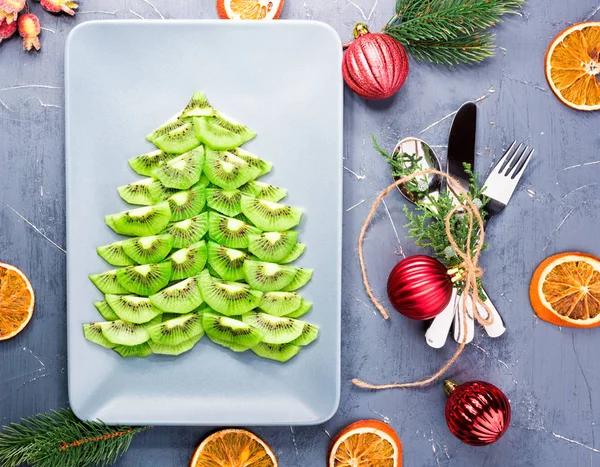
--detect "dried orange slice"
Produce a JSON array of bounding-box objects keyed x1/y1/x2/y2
[
  {"x1": 190, "y1": 429, "x2": 277, "y2": 467},
  {"x1": 545, "y1": 22, "x2": 600, "y2": 111},
  {"x1": 530, "y1": 252, "x2": 600, "y2": 328},
  {"x1": 216, "y1": 0, "x2": 284, "y2": 20},
  {"x1": 0, "y1": 262, "x2": 35, "y2": 340},
  {"x1": 329, "y1": 420, "x2": 402, "y2": 467}
]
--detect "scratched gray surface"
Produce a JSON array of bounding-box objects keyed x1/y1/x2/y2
[{"x1": 1, "y1": 1, "x2": 600, "y2": 466}]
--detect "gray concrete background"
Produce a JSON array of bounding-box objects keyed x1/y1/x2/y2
[{"x1": 1, "y1": 1, "x2": 600, "y2": 466}]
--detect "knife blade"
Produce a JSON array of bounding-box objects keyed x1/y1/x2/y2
[{"x1": 447, "y1": 102, "x2": 477, "y2": 193}]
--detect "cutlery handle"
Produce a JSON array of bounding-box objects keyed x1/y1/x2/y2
[
  {"x1": 453, "y1": 293, "x2": 475, "y2": 344},
  {"x1": 425, "y1": 289, "x2": 457, "y2": 349},
  {"x1": 477, "y1": 292, "x2": 506, "y2": 338}
]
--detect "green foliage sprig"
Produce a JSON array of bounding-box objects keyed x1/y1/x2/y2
[
  {"x1": 383, "y1": 0, "x2": 525, "y2": 65},
  {"x1": 0, "y1": 408, "x2": 150, "y2": 467}
]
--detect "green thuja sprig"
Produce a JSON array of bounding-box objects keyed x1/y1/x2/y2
[{"x1": 0, "y1": 408, "x2": 150, "y2": 467}]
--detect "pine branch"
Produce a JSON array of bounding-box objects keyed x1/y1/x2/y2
[
  {"x1": 0, "y1": 409, "x2": 150, "y2": 467},
  {"x1": 403, "y1": 34, "x2": 496, "y2": 66}
]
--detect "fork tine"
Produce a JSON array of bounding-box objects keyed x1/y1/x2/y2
[
  {"x1": 506, "y1": 144, "x2": 529, "y2": 175},
  {"x1": 495, "y1": 141, "x2": 518, "y2": 174},
  {"x1": 510, "y1": 147, "x2": 535, "y2": 181}
]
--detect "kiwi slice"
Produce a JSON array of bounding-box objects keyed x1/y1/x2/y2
[
  {"x1": 121, "y1": 234, "x2": 174, "y2": 264},
  {"x1": 280, "y1": 243, "x2": 306, "y2": 264},
  {"x1": 163, "y1": 213, "x2": 208, "y2": 249},
  {"x1": 148, "y1": 333, "x2": 203, "y2": 356},
  {"x1": 208, "y1": 212, "x2": 261, "y2": 249},
  {"x1": 284, "y1": 300, "x2": 313, "y2": 319},
  {"x1": 229, "y1": 148, "x2": 272, "y2": 177},
  {"x1": 258, "y1": 292, "x2": 302, "y2": 317},
  {"x1": 100, "y1": 320, "x2": 149, "y2": 346},
  {"x1": 129, "y1": 150, "x2": 178, "y2": 177},
  {"x1": 240, "y1": 195, "x2": 303, "y2": 231},
  {"x1": 83, "y1": 323, "x2": 116, "y2": 349},
  {"x1": 239, "y1": 181, "x2": 286, "y2": 202},
  {"x1": 94, "y1": 300, "x2": 119, "y2": 321},
  {"x1": 181, "y1": 91, "x2": 214, "y2": 118},
  {"x1": 147, "y1": 312, "x2": 204, "y2": 346},
  {"x1": 193, "y1": 112, "x2": 256, "y2": 150},
  {"x1": 105, "y1": 294, "x2": 163, "y2": 324},
  {"x1": 167, "y1": 186, "x2": 206, "y2": 222},
  {"x1": 206, "y1": 188, "x2": 243, "y2": 217},
  {"x1": 241, "y1": 311, "x2": 303, "y2": 344},
  {"x1": 207, "y1": 241, "x2": 253, "y2": 282},
  {"x1": 116, "y1": 262, "x2": 172, "y2": 296},
  {"x1": 203, "y1": 148, "x2": 259, "y2": 190},
  {"x1": 113, "y1": 342, "x2": 153, "y2": 358},
  {"x1": 248, "y1": 231, "x2": 298, "y2": 263},
  {"x1": 147, "y1": 113, "x2": 184, "y2": 142},
  {"x1": 96, "y1": 241, "x2": 136, "y2": 267},
  {"x1": 143, "y1": 314, "x2": 164, "y2": 329},
  {"x1": 202, "y1": 312, "x2": 263, "y2": 352},
  {"x1": 166, "y1": 241, "x2": 207, "y2": 281},
  {"x1": 281, "y1": 268, "x2": 314, "y2": 292},
  {"x1": 118, "y1": 178, "x2": 172, "y2": 206},
  {"x1": 149, "y1": 277, "x2": 203, "y2": 314},
  {"x1": 243, "y1": 261, "x2": 297, "y2": 292},
  {"x1": 153, "y1": 147, "x2": 205, "y2": 190},
  {"x1": 153, "y1": 120, "x2": 201, "y2": 155},
  {"x1": 89, "y1": 270, "x2": 130, "y2": 295},
  {"x1": 198, "y1": 270, "x2": 263, "y2": 316},
  {"x1": 105, "y1": 202, "x2": 171, "y2": 237},
  {"x1": 251, "y1": 342, "x2": 301, "y2": 363},
  {"x1": 289, "y1": 321, "x2": 319, "y2": 346}
]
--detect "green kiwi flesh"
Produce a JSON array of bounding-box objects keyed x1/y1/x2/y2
[
  {"x1": 240, "y1": 195, "x2": 302, "y2": 231},
  {"x1": 229, "y1": 148, "x2": 272, "y2": 176},
  {"x1": 83, "y1": 323, "x2": 116, "y2": 349},
  {"x1": 147, "y1": 312, "x2": 204, "y2": 346},
  {"x1": 281, "y1": 268, "x2": 314, "y2": 292},
  {"x1": 207, "y1": 241, "x2": 252, "y2": 282},
  {"x1": 89, "y1": 270, "x2": 130, "y2": 295},
  {"x1": 94, "y1": 300, "x2": 119, "y2": 321},
  {"x1": 121, "y1": 234, "x2": 174, "y2": 264},
  {"x1": 148, "y1": 333, "x2": 203, "y2": 355},
  {"x1": 203, "y1": 148, "x2": 259, "y2": 190},
  {"x1": 251, "y1": 342, "x2": 301, "y2": 362},
  {"x1": 149, "y1": 277, "x2": 203, "y2": 314},
  {"x1": 105, "y1": 294, "x2": 163, "y2": 324},
  {"x1": 198, "y1": 270, "x2": 262, "y2": 316},
  {"x1": 258, "y1": 292, "x2": 303, "y2": 317},
  {"x1": 248, "y1": 231, "x2": 298, "y2": 263},
  {"x1": 239, "y1": 180, "x2": 286, "y2": 202},
  {"x1": 100, "y1": 320, "x2": 149, "y2": 346},
  {"x1": 284, "y1": 300, "x2": 313, "y2": 319},
  {"x1": 279, "y1": 243, "x2": 306, "y2": 264},
  {"x1": 96, "y1": 241, "x2": 136, "y2": 267},
  {"x1": 243, "y1": 261, "x2": 297, "y2": 292},
  {"x1": 105, "y1": 202, "x2": 171, "y2": 237},
  {"x1": 163, "y1": 213, "x2": 208, "y2": 249},
  {"x1": 113, "y1": 342, "x2": 153, "y2": 358},
  {"x1": 193, "y1": 112, "x2": 256, "y2": 150},
  {"x1": 166, "y1": 241, "x2": 207, "y2": 281},
  {"x1": 153, "y1": 120, "x2": 201, "y2": 155},
  {"x1": 116, "y1": 262, "x2": 172, "y2": 296},
  {"x1": 153, "y1": 147, "x2": 205, "y2": 190},
  {"x1": 206, "y1": 188, "x2": 243, "y2": 217},
  {"x1": 202, "y1": 312, "x2": 263, "y2": 352},
  {"x1": 241, "y1": 311, "x2": 303, "y2": 344},
  {"x1": 208, "y1": 212, "x2": 261, "y2": 249},
  {"x1": 288, "y1": 322, "x2": 319, "y2": 346},
  {"x1": 181, "y1": 91, "x2": 214, "y2": 118},
  {"x1": 146, "y1": 113, "x2": 184, "y2": 142},
  {"x1": 129, "y1": 150, "x2": 178, "y2": 177},
  {"x1": 118, "y1": 178, "x2": 173, "y2": 206},
  {"x1": 167, "y1": 186, "x2": 207, "y2": 221}
]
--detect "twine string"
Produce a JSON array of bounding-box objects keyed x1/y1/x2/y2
[{"x1": 352, "y1": 169, "x2": 493, "y2": 390}]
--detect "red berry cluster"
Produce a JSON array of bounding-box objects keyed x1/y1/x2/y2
[{"x1": 0, "y1": 0, "x2": 78, "y2": 51}]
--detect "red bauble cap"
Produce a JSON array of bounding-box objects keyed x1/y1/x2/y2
[
  {"x1": 387, "y1": 255, "x2": 453, "y2": 320},
  {"x1": 444, "y1": 380, "x2": 511, "y2": 446}
]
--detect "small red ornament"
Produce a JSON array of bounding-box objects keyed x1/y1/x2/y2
[
  {"x1": 41, "y1": 0, "x2": 78, "y2": 16},
  {"x1": 387, "y1": 255, "x2": 452, "y2": 320},
  {"x1": 342, "y1": 23, "x2": 409, "y2": 100},
  {"x1": 444, "y1": 380, "x2": 511, "y2": 446},
  {"x1": 18, "y1": 13, "x2": 40, "y2": 51},
  {"x1": 0, "y1": 17, "x2": 17, "y2": 43}
]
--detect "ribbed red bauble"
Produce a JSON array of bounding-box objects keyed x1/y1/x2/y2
[
  {"x1": 387, "y1": 255, "x2": 453, "y2": 320},
  {"x1": 342, "y1": 23, "x2": 409, "y2": 100},
  {"x1": 444, "y1": 380, "x2": 511, "y2": 446}
]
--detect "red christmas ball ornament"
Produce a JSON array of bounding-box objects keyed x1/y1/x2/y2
[
  {"x1": 342, "y1": 23, "x2": 409, "y2": 100},
  {"x1": 444, "y1": 380, "x2": 511, "y2": 446},
  {"x1": 387, "y1": 255, "x2": 453, "y2": 320}
]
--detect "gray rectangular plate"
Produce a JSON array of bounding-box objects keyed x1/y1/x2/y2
[{"x1": 66, "y1": 20, "x2": 343, "y2": 426}]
